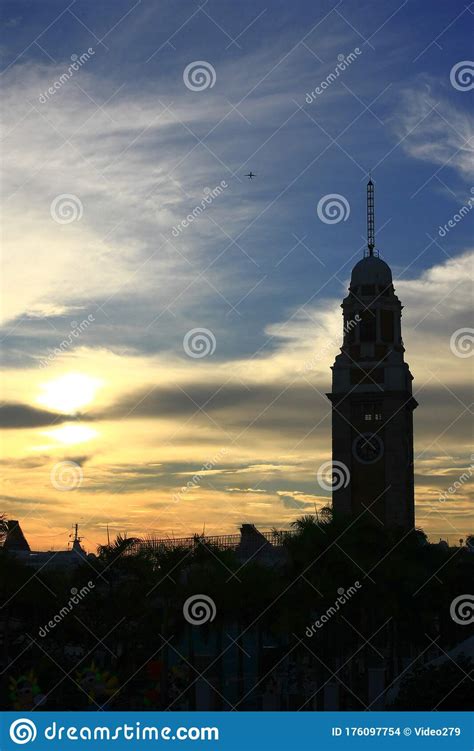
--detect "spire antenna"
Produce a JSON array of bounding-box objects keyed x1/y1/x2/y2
[{"x1": 367, "y1": 178, "x2": 375, "y2": 257}]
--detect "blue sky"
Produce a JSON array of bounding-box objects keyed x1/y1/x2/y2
[
  {"x1": 1, "y1": 0, "x2": 473, "y2": 548},
  {"x1": 2, "y1": 0, "x2": 473, "y2": 357}
]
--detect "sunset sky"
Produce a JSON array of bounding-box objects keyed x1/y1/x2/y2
[{"x1": 1, "y1": 0, "x2": 473, "y2": 551}]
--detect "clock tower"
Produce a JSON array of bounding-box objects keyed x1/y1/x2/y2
[{"x1": 327, "y1": 180, "x2": 417, "y2": 529}]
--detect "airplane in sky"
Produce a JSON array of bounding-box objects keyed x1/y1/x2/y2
[{"x1": 245, "y1": 172, "x2": 256, "y2": 179}]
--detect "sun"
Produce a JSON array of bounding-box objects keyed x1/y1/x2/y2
[
  {"x1": 43, "y1": 423, "x2": 98, "y2": 446},
  {"x1": 37, "y1": 373, "x2": 102, "y2": 414}
]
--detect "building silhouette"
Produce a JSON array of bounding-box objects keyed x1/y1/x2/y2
[
  {"x1": 328, "y1": 181, "x2": 417, "y2": 528},
  {"x1": 2, "y1": 520, "x2": 30, "y2": 552},
  {"x1": 1, "y1": 521, "x2": 86, "y2": 569}
]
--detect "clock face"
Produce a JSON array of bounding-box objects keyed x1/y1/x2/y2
[{"x1": 352, "y1": 433, "x2": 384, "y2": 464}]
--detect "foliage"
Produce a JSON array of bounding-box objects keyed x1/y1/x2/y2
[
  {"x1": 391, "y1": 657, "x2": 474, "y2": 710},
  {"x1": 1, "y1": 518, "x2": 472, "y2": 711}
]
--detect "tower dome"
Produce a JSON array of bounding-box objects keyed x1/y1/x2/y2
[{"x1": 350, "y1": 256, "x2": 392, "y2": 289}]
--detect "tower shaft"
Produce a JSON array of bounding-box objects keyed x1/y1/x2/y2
[{"x1": 326, "y1": 181, "x2": 417, "y2": 530}]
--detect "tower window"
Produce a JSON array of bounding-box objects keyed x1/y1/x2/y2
[
  {"x1": 360, "y1": 310, "x2": 376, "y2": 342},
  {"x1": 381, "y1": 310, "x2": 394, "y2": 342},
  {"x1": 363, "y1": 402, "x2": 383, "y2": 421},
  {"x1": 345, "y1": 317, "x2": 357, "y2": 343}
]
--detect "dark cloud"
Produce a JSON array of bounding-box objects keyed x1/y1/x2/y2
[
  {"x1": 414, "y1": 471, "x2": 473, "y2": 489},
  {"x1": 0, "y1": 286, "x2": 286, "y2": 368},
  {"x1": 0, "y1": 494, "x2": 53, "y2": 507},
  {"x1": 0, "y1": 455, "x2": 51, "y2": 468},
  {"x1": 67, "y1": 459, "x2": 314, "y2": 496},
  {"x1": 100, "y1": 381, "x2": 472, "y2": 445},
  {"x1": 99, "y1": 381, "x2": 329, "y2": 428},
  {"x1": 0, "y1": 454, "x2": 92, "y2": 470},
  {"x1": 0, "y1": 402, "x2": 72, "y2": 429},
  {"x1": 278, "y1": 493, "x2": 313, "y2": 510},
  {"x1": 67, "y1": 455, "x2": 92, "y2": 467}
]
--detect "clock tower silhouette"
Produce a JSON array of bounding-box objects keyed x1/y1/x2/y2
[{"x1": 327, "y1": 180, "x2": 417, "y2": 529}]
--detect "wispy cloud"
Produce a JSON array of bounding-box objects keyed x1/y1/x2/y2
[{"x1": 395, "y1": 82, "x2": 474, "y2": 180}]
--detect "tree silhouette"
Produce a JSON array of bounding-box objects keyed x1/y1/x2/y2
[{"x1": 1, "y1": 517, "x2": 473, "y2": 711}]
